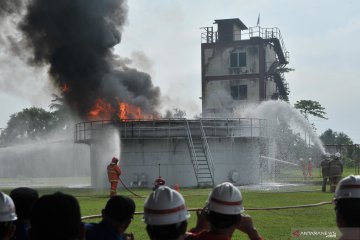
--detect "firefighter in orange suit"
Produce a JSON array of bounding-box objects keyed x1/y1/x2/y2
[
  {"x1": 153, "y1": 176, "x2": 165, "y2": 190},
  {"x1": 107, "y1": 157, "x2": 122, "y2": 197}
]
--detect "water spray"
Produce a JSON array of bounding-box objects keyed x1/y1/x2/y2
[{"x1": 260, "y1": 155, "x2": 298, "y2": 166}]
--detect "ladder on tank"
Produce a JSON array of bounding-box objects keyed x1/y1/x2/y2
[{"x1": 185, "y1": 120, "x2": 215, "y2": 187}]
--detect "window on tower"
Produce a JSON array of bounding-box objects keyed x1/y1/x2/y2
[
  {"x1": 231, "y1": 85, "x2": 248, "y2": 100},
  {"x1": 230, "y1": 52, "x2": 247, "y2": 68}
]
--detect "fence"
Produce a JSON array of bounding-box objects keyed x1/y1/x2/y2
[{"x1": 74, "y1": 118, "x2": 267, "y2": 143}]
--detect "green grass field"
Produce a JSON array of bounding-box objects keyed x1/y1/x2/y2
[{"x1": 2, "y1": 167, "x2": 358, "y2": 239}]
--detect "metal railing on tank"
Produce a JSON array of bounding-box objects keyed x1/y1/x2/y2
[
  {"x1": 74, "y1": 118, "x2": 267, "y2": 143},
  {"x1": 75, "y1": 120, "x2": 114, "y2": 143},
  {"x1": 199, "y1": 118, "x2": 266, "y2": 138},
  {"x1": 120, "y1": 119, "x2": 187, "y2": 138}
]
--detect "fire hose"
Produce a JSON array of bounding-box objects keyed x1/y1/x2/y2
[
  {"x1": 119, "y1": 177, "x2": 144, "y2": 198},
  {"x1": 81, "y1": 201, "x2": 332, "y2": 220}
]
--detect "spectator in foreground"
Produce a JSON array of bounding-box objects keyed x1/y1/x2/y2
[
  {"x1": 143, "y1": 186, "x2": 190, "y2": 240},
  {"x1": 0, "y1": 192, "x2": 17, "y2": 240},
  {"x1": 86, "y1": 195, "x2": 135, "y2": 240},
  {"x1": 186, "y1": 182, "x2": 263, "y2": 240},
  {"x1": 10, "y1": 187, "x2": 39, "y2": 240},
  {"x1": 333, "y1": 175, "x2": 360, "y2": 240},
  {"x1": 29, "y1": 192, "x2": 84, "y2": 240}
]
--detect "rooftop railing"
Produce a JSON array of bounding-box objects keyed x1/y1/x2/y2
[
  {"x1": 75, "y1": 118, "x2": 267, "y2": 143},
  {"x1": 201, "y1": 26, "x2": 289, "y2": 63}
]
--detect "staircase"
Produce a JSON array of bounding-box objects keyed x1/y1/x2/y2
[
  {"x1": 185, "y1": 120, "x2": 214, "y2": 187},
  {"x1": 273, "y1": 72, "x2": 289, "y2": 101},
  {"x1": 269, "y1": 38, "x2": 288, "y2": 64}
]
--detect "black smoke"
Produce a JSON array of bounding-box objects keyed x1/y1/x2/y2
[{"x1": 18, "y1": 0, "x2": 160, "y2": 119}]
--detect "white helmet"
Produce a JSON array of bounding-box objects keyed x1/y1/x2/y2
[
  {"x1": 308, "y1": 158, "x2": 312, "y2": 161},
  {"x1": 334, "y1": 175, "x2": 360, "y2": 200},
  {"x1": 324, "y1": 153, "x2": 331, "y2": 158},
  {"x1": 334, "y1": 152, "x2": 341, "y2": 158},
  {"x1": 143, "y1": 186, "x2": 190, "y2": 225},
  {"x1": 299, "y1": 158, "x2": 303, "y2": 161},
  {"x1": 0, "y1": 192, "x2": 17, "y2": 222},
  {"x1": 207, "y1": 182, "x2": 244, "y2": 215}
]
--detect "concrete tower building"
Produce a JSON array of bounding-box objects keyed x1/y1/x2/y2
[{"x1": 201, "y1": 18, "x2": 289, "y2": 117}]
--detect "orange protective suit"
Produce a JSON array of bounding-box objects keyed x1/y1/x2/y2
[
  {"x1": 107, "y1": 161, "x2": 122, "y2": 197},
  {"x1": 153, "y1": 176, "x2": 165, "y2": 190}
]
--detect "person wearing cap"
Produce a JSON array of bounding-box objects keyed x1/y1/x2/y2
[
  {"x1": 0, "y1": 192, "x2": 17, "y2": 240},
  {"x1": 29, "y1": 192, "x2": 84, "y2": 240},
  {"x1": 143, "y1": 186, "x2": 190, "y2": 240},
  {"x1": 107, "y1": 157, "x2": 122, "y2": 197},
  {"x1": 333, "y1": 175, "x2": 360, "y2": 239},
  {"x1": 86, "y1": 195, "x2": 136, "y2": 240},
  {"x1": 186, "y1": 182, "x2": 263, "y2": 240},
  {"x1": 320, "y1": 153, "x2": 331, "y2": 192},
  {"x1": 10, "y1": 187, "x2": 39, "y2": 240}
]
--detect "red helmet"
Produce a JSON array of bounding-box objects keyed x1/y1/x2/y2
[{"x1": 112, "y1": 157, "x2": 119, "y2": 163}]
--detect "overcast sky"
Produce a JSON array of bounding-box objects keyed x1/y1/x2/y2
[{"x1": 0, "y1": 0, "x2": 359, "y2": 142}]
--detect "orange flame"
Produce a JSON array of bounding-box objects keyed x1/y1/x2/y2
[
  {"x1": 88, "y1": 98, "x2": 115, "y2": 120},
  {"x1": 117, "y1": 100, "x2": 154, "y2": 120},
  {"x1": 88, "y1": 98, "x2": 156, "y2": 121}
]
